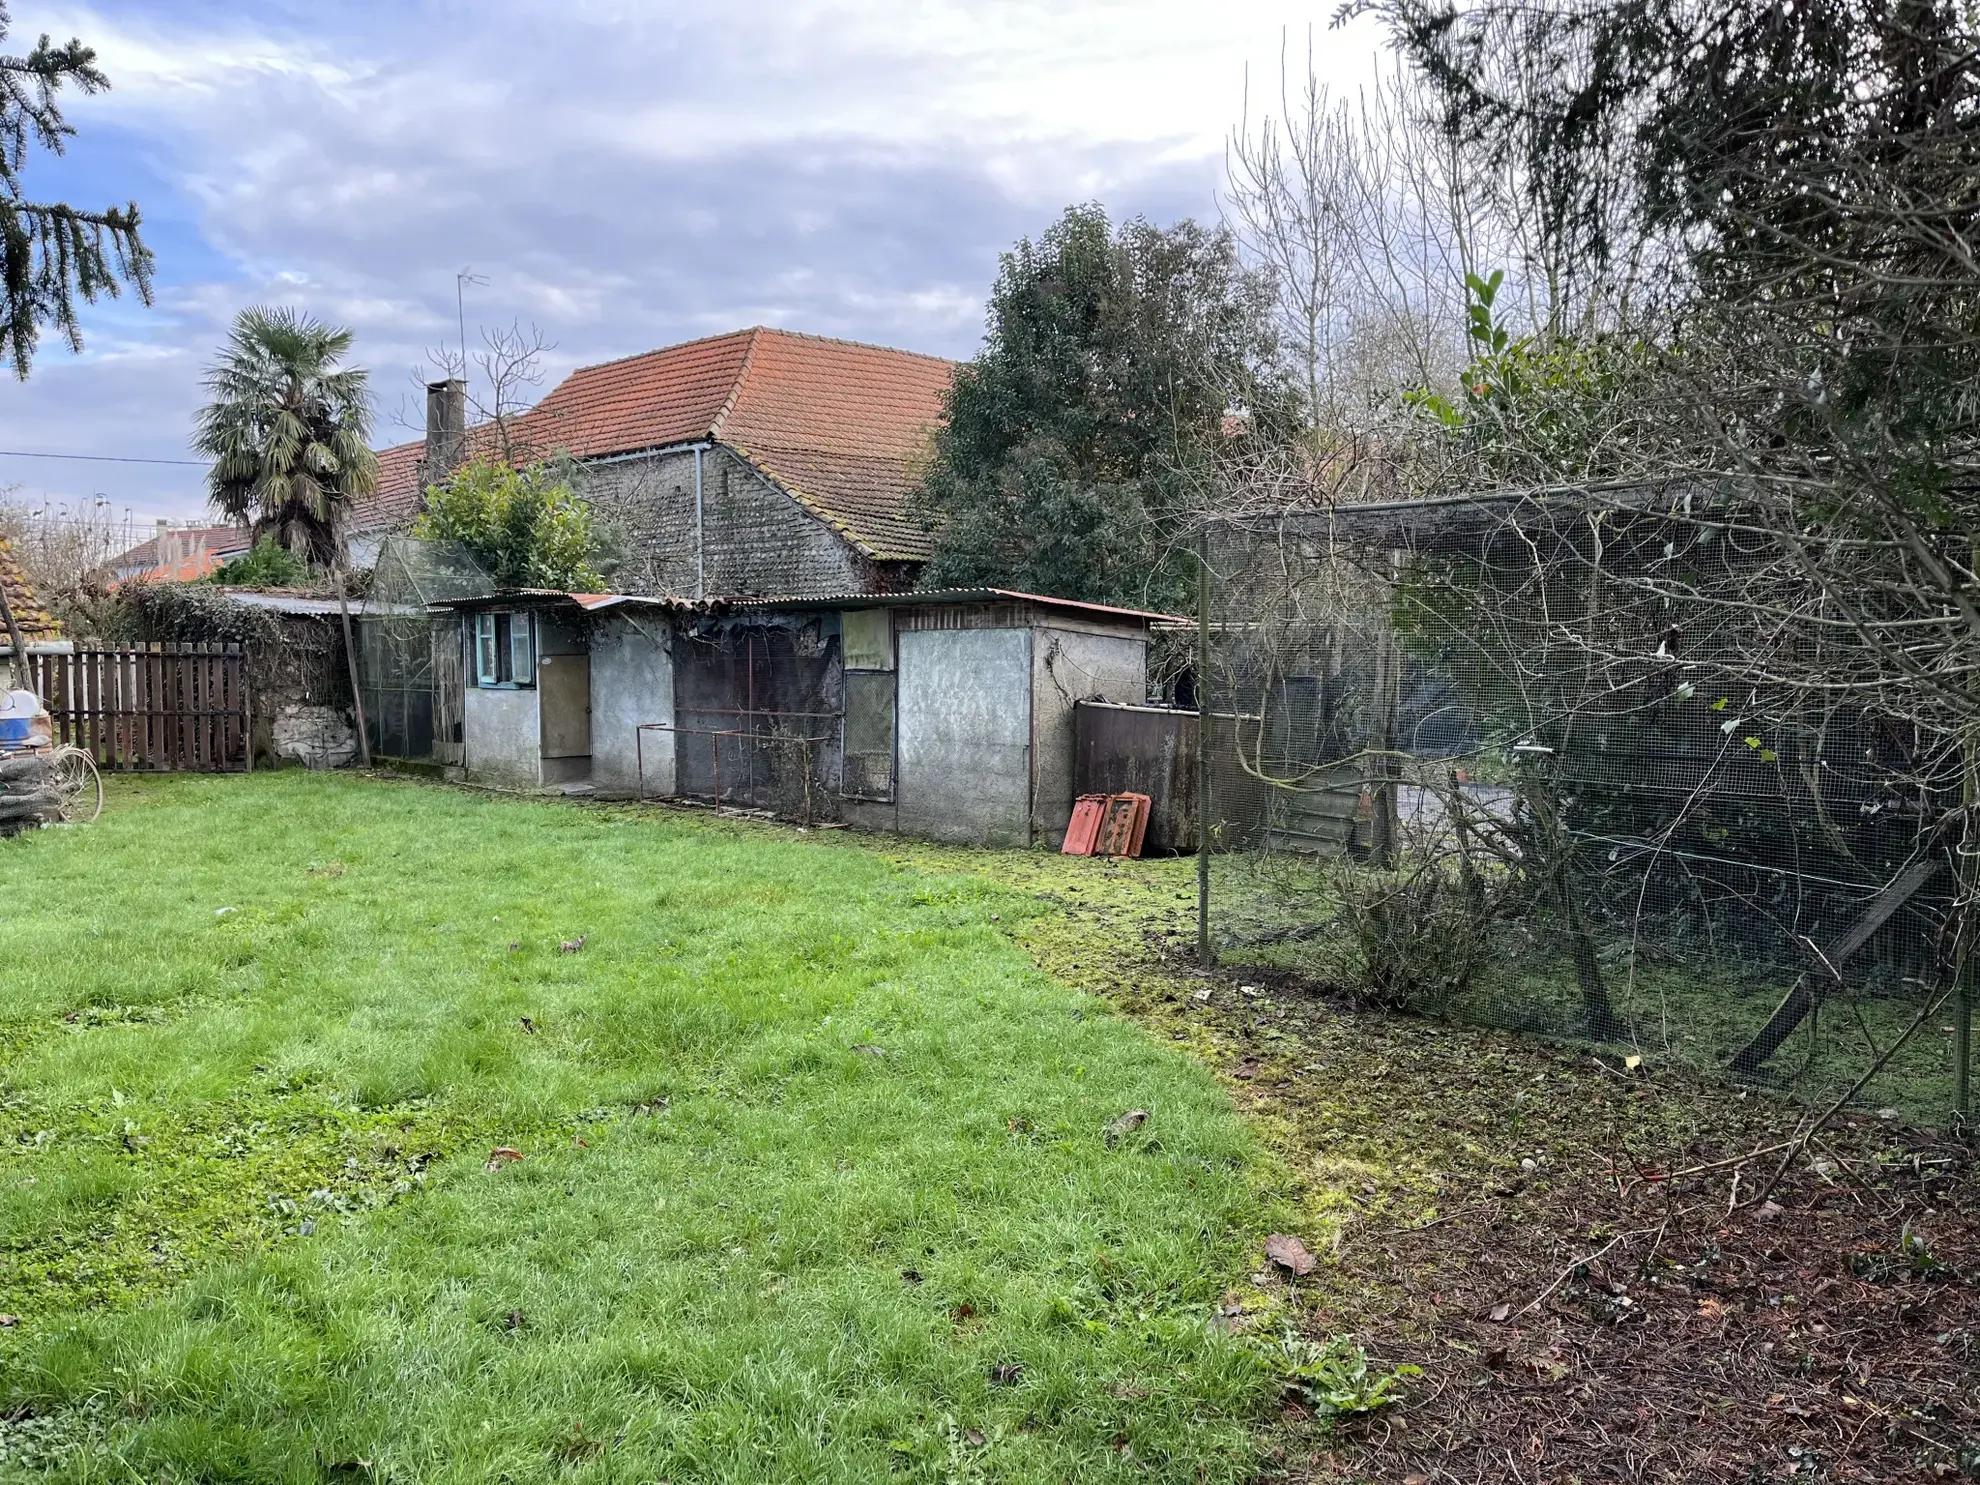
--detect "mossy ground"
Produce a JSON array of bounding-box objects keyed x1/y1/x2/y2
[{"x1": 1203, "y1": 849, "x2": 1960, "y2": 1124}]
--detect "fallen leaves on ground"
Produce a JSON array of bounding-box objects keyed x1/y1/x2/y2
[
  {"x1": 1266, "y1": 1234, "x2": 1318, "y2": 1276},
  {"x1": 986, "y1": 857, "x2": 1980, "y2": 1485}
]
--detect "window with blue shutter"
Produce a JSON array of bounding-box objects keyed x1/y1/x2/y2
[
  {"x1": 508, "y1": 611, "x2": 534, "y2": 686},
  {"x1": 472, "y1": 611, "x2": 537, "y2": 688}
]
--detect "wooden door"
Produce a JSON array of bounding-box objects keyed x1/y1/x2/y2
[{"x1": 538, "y1": 653, "x2": 591, "y2": 758}]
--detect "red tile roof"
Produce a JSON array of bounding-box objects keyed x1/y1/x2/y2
[
  {"x1": 351, "y1": 327, "x2": 954, "y2": 562},
  {"x1": 103, "y1": 525, "x2": 254, "y2": 586}
]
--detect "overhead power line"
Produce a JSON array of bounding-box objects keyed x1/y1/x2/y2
[{"x1": 0, "y1": 449, "x2": 204, "y2": 467}]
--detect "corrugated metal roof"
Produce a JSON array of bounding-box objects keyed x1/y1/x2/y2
[
  {"x1": 430, "y1": 586, "x2": 1181, "y2": 625},
  {"x1": 733, "y1": 587, "x2": 1185, "y2": 624},
  {"x1": 211, "y1": 588, "x2": 422, "y2": 617}
]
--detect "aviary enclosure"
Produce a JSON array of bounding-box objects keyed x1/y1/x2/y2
[{"x1": 1196, "y1": 488, "x2": 1972, "y2": 1125}]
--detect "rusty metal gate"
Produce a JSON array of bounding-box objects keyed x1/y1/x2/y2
[{"x1": 27, "y1": 643, "x2": 250, "y2": 772}]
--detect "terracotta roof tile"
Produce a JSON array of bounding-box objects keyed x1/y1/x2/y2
[
  {"x1": 0, "y1": 537, "x2": 59, "y2": 640},
  {"x1": 358, "y1": 442, "x2": 428, "y2": 535},
  {"x1": 350, "y1": 327, "x2": 953, "y2": 563}
]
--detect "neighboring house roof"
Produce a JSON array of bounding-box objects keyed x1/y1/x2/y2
[
  {"x1": 0, "y1": 537, "x2": 59, "y2": 640},
  {"x1": 362, "y1": 443, "x2": 429, "y2": 539},
  {"x1": 351, "y1": 327, "x2": 955, "y2": 563},
  {"x1": 103, "y1": 525, "x2": 253, "y2": 586}
]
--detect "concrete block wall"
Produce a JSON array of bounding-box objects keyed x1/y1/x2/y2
[
  {"x1": 589, "y1": 613, "x2": 674, "y2": 795},
  {"x1": 578, "y1": 447, "x2": 870, "y2": 599}
]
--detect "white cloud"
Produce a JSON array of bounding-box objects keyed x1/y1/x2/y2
[{"x1": 1, "y1": 0, "x2": 1385, "y2": 519}]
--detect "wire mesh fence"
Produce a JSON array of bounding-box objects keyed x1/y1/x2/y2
[
  {"x1": 358, "y1": 538, "x2": 494, "y2": 763},
  {"x1": 1199, "y1": 495, "x2": 1973, "y2": 1126},
  {"x1": 661, "y1": 619, "x2": 843, "y2": 823}
]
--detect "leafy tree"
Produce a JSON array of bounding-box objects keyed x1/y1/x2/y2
[
  {"x1": 1374, "y1": 0, "x2": 1980, "y2": 1062},
  {"x1": 1401, "y1": 267, "x2": 1666, "y2": 485},
  {"x1": 915, "y1": 204, "x2": 1290, "y2": 609},
  {"x1": 0, "y1": 4, "x2": 152, "y2": 378},
  {"x1": 194, "y1": 307, "x2": 379, "y2": 568},
  {"x1": 414, "y1": 458, "x2": 602, "y2": 592}
]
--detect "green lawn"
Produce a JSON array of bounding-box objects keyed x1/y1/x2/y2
[{"x1": 0, "y1": 774, "x2": 1271, "y2": 1482}]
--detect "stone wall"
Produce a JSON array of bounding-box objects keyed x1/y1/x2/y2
[
  {"x1": 578, "y1": 446, "x2": 871, "y2": 598},
  {"x1": 251, "y1": 615, "x2": 357, "y2": 770}
]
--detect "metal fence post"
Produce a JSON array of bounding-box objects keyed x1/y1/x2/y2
[
  {"x1": 1197, "y1": 523, "x2": 1213, "y2": 965},
  {"x1": 1958, "y1": 943, "x2": 1973, "y2": 1120}
]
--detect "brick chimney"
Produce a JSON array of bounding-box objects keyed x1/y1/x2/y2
[{"x1": 423, "y1": 378, "x2": 468, "y2": 486}]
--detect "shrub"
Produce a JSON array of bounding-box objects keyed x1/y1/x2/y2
[
  {"x1": 414, "y1": 459, "x2": 603, "y2": 591},
  {"x1": 102, "y1": 582, "x2": 281, "y2": 646}
]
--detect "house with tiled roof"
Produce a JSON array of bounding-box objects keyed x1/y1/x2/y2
[
  {"x1": 100, "y1": 522, "x2": 253, "y2": 588},
  {"x1": 348, "y1": 327, "x2": 955, "y2": 598}
]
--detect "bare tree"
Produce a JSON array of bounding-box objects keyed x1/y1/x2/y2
[
  {"x1": 1224, "y1": 37, "x2": 1635, "y2": 467},
  {"x1": 398, "y1": 319, "x2": 561, "y2": 466},
  {"x1": 0, "y1": 490, "x2": 134, "y2": 629}
]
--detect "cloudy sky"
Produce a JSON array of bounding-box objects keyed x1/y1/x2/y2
[{"x1": 1, "y1": 1, "x2": 1383, "y2": 528}]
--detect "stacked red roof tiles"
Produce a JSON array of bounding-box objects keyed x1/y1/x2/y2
[{"x1": 353, "y1": 327, "x2": 954, "y2": 563}]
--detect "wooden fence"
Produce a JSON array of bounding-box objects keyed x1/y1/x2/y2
[{"x1": 26, "y1": 643, "x2": 250, "y2": 772}]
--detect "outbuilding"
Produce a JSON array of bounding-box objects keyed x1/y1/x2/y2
[{"x1": 435, "y1": 587, "x2": 1173, "y2": 848}]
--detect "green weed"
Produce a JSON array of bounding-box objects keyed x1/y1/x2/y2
[{"x1": 1272, "y1": 1329, "x2": 1420, "y2": 1419}]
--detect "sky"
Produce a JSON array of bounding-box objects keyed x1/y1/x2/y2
[{"x1": 0, "y1": 0, "x2": 1385, "y2": 531}]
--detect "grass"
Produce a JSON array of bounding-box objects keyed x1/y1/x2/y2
[{"x1": 0, "y1": 774, "x2": 1276, "y2": 1482}]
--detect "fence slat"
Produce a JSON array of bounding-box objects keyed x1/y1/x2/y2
[{"x1": 29, "y1": 644, "x2": 250, "y2": 773}]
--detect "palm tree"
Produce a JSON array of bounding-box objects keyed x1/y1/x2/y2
[{"x1": 194, "y1": 308, "x2": 378, "y2": 567}]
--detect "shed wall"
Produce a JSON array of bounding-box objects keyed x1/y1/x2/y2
[
  {"x1": 896, "y1": 627, "x2": 1032, "y2": 847},
  {"x1": 463, "y1": 685, "x2": 541, "y2": 790},
  {"x1": 1029, "y1": 626, "x2": 1148, "y2": 846},
  {"x1": 589, "y1": 613, "x2": 675, "y2": 795}
]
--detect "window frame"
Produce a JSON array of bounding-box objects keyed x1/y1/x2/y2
[{"x1": 470, "y1": 610, "x2": 537, "y2": 690}]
